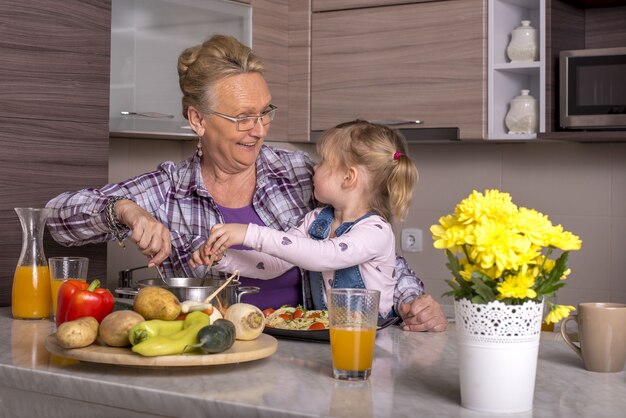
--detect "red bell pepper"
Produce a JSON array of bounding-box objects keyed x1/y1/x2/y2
[{"x1": 56, "y1": 279, "x2": 114, "y2": 326}]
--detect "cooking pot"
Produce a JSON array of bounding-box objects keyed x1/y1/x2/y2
[{"x1": 115, "y1": 277, "x2": 260, "y2": 310}]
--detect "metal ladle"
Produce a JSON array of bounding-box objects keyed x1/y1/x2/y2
[{"x1": 154, "y1": 264, "x2": 168, "y2": 286}]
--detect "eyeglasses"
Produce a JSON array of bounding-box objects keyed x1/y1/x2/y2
[{"x1": 206, "y1": 104, "x2": 278, "y2": 131}]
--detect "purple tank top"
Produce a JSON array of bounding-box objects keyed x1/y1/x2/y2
[{"x1": 217, "y1": 204, "x2": 302, "y2": 310}]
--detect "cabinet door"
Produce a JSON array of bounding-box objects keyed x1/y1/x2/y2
[
  {"x1": 0, "y1": 0, "x2": 110, "y2": 306},
  {"x1": 311, "y1": 0, "x2": 486, "y2": 139},
  {"x1": 251, "y1": 0, "x2": 289, "y2": 141}
]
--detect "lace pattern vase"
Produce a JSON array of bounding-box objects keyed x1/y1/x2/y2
[
  {"x1": 505, "y1": 89, "x2": 538, "y2": 134},
  {"x1": 506, "y1": 20, "x2": 538, "y2": 62},
  {"x1": 455, "y1": 299, "x2": 543, "y2": 413}
]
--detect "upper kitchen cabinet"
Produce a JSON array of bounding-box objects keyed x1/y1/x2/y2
[
  {"x1": 540, "y1": 0, "x2": 626, "y2": 141},
  {"x1": 310, "y1": 0, "x2": 487, "y2": 141},
  {"x1": 108, "y1": 0, "x2": 294, "y2": 142},
  {"x1": 109, "y1": 0, "x2": 252, "y2": 140}
]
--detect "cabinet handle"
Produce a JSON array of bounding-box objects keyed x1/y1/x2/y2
[
  {"x1": 121, "y1": 111, "x2": 174, "y2": 118},
  {"x1": 371, "y1": 120, "x2": 423, "y2": 126}
]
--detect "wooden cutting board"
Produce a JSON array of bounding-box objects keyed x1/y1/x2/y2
[{"x1": 45, "y1": 333, "x2": 278, "y2": 367}]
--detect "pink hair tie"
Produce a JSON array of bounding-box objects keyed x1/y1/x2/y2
[{"x1": 393, "y1": 151, "x2": 404, "y2": 160}]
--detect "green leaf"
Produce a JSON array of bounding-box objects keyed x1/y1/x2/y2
[
  {"x1": 535, "y1": 252, "x2": 569, "y2": 296},
  {"x1": 470, "y1": 271, "x2": 497, "y2": 303},
  {"x1": 445, "y1": 250, "x2": 463, "y2": 282}
]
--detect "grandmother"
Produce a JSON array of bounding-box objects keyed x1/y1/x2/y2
[{"x1": 46, "y1": 35, "x2": 447, "y2": 332}]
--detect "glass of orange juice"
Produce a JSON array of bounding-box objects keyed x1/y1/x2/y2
[
  {"x1": 48, "y1": 257, "x2": 89, "y2": 320},
  {"x1": 328, "y1": 288, "x2": 380, "y2": 381}
]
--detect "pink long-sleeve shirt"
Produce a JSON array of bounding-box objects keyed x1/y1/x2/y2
[{"x1": 215, "y1": 208, "x2": 397, "y2": 317}]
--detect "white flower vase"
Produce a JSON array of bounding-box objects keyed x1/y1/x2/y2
[{"x1": 455, "y1": 299, "x2": 543, "y2": 414}]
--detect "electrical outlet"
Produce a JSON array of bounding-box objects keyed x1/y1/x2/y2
[{"x1": 401, "y1": 228, "x2": 422, "y2": 252}]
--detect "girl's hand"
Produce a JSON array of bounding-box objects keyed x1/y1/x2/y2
[
  {"x1": 189, "y1": 223, "x2": 248, "y2": 268},
  {"x1": 189, "y1": 242, "x2": 221, "y2": 268},
  {"x1": 205, "y1": 223, "x2": 248, "y2": 253}
]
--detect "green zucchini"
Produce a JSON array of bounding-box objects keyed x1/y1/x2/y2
[{"x1": 187, "y1": 319, "x2": 236, "y2": 354}]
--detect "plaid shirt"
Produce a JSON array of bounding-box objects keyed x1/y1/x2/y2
[{"x1": 46, "y1": 145, "x2": 424, "y2": 311}]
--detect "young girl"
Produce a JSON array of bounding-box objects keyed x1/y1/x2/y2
[{"x1": 190, "y1": 120, "x2": 418, "y2": 318}]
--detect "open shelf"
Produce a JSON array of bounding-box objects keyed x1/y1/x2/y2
[{"x1": 488, "y1": 0, "x2": 545, "y2": 140}]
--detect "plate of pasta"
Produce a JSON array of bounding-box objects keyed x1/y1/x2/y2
[{"x1": 262, "y1": 306, "x2": 399, "y2": 343}]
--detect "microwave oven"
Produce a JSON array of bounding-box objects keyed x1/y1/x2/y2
[{"x1": 559, "y1": 47, "x2": 626, "y2": 130}]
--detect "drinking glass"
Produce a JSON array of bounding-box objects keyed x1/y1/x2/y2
[
  {"x1": 48, "y1": 257, "x2": 89, "y2": 320},
  {"x1": 328, "y1": 288, "x2": 380, "y2": 381}
]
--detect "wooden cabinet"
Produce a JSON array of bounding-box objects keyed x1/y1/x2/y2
[
  {"x1": 310, "y1": 0, "x2": 487, "y2": 140},
  {"x1": 249, "y1": 0, "x2": 290, "y2": 141},
  {"x1": 540, "y1": 0, "x2": 626, "y2": 141},
  {"x1": 0, "y1": 0, "x2": 110, "y2": 306}
]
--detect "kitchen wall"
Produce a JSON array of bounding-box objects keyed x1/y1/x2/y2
[
  {"x1": 404, "y1": 141, "x2": 626, "y2": 308},
  {"x1": 109, "y1": 137, "x2": 626, "y2": 308}
]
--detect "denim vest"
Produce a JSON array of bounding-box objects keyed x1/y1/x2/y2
[{"x1": 308, "y1": 206, "x2": 375, "y2": 311}]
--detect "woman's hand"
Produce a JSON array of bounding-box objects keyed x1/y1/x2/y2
[
  {"x1": 115, "y1": 200, "x2": 171, "y2": 266},
  {"x1": 399, "y1": 294, "x2": 448, "y2": 332}
]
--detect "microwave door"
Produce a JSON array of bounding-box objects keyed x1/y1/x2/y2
[{"x1": 561, "y1": 48, "x2": 626, "y2": 130}]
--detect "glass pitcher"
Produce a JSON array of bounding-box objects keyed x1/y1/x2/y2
[{"x1": 12, "y1": 207, "x2": 52, "y2": 319}]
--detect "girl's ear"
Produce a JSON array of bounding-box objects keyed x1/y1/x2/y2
[
  {"x1": 343, "y1": 166, "x2": 358, "y2": 188},
  {"x1": 187, "y1": 106, "x2": 205, "y2": 136}
]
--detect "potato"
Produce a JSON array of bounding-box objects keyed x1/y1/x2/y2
[
  {"x1": 56, "y1": 317, "x2": 99, "y2": 349},
  {"x1": 133, "y1": 286, "x2": 181, "y2": 321},
  {"x1": 99, "y1": 310, "x2": 145, "y2": 347}
]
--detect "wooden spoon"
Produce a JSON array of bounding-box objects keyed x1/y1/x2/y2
[
  {"x1": 202, "y1": 252, "x2": 219, "y2": 286},
  {"x1": 203, "y1": 270, "x2": 239, "y2": 304}
]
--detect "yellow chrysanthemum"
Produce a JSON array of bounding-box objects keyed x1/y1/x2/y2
[
  {"x1": 537, "y1": 256, "x2": 555, "y2": 273},
  {"x1": 515, "y1": 207, "x2": 554, "y2": 247},
  {"x1": 431, "y1": 215, "x2": 469, "y2": 250},
  {"x1": 496, "y1": 272, "x2": 537, "y2": 300},
  {"x1": 470, "y1": 222, "x2": 532, "y2": 277},
  {"x1": 458, "y1": 261, "x2": 497, "y2": 283},
  {"x1": 548, "y1": 226, "x2": 582, "y2": 251},
  {"x1": 430, "y1": 189, "x2": 582, "y2": 306},
  {"x1": 455, "y1": 190, "x2": 518, "y2": 226},
  {"x1": 544, "y1": 304, "x2": 575, "y2": 324}
]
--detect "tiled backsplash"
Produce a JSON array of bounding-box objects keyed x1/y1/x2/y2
[{"x1": 108, "y1": 138, "x2": 626, "y2": 309}]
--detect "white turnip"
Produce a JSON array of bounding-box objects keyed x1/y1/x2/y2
[{"x1": 224, "y1": 303, "x2": 265, "y2": 340}]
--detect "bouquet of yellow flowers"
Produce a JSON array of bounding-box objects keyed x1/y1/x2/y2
[{"x1": 430, "y1": 189, "x2": 582, "y2": 324}]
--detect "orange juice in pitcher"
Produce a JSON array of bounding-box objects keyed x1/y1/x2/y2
[
  {"x1": 12, "y1": 208, "x2": 52, "y2": 319},
  {"x1": 12, "y1": 266, "x2": 51, "y2": 319}
]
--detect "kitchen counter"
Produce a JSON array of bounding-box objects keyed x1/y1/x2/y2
[{"x1": 0, "y1": 307, "x2": 624, "y2": 418}]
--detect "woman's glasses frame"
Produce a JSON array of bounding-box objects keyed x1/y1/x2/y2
[{"x1": 206, "y1": 104, "x2": 277, "y2": 131}]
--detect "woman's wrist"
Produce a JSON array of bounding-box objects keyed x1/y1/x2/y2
[{"x1": 105, "y1": 196, "x2": 131, "y2": 247}]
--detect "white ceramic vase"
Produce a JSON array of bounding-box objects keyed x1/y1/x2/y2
[
  {"x1": 505, "y1": 89, "x2": 538, "y2": 134},
  {"x1": 506, "y1": 20, "x2": 539, "y2": 62},
  {"x1": 455, "y1": 299, "x2": 543, "y2": 414}
]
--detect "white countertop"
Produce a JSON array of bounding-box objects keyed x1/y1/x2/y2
[{"x1": 0, "y1": 307, "x2": 624, "y2": 418}]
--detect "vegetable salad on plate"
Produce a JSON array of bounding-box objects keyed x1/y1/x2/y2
[{"x1": 264, "y1": 306, "x2": 329, "y2": 331}]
